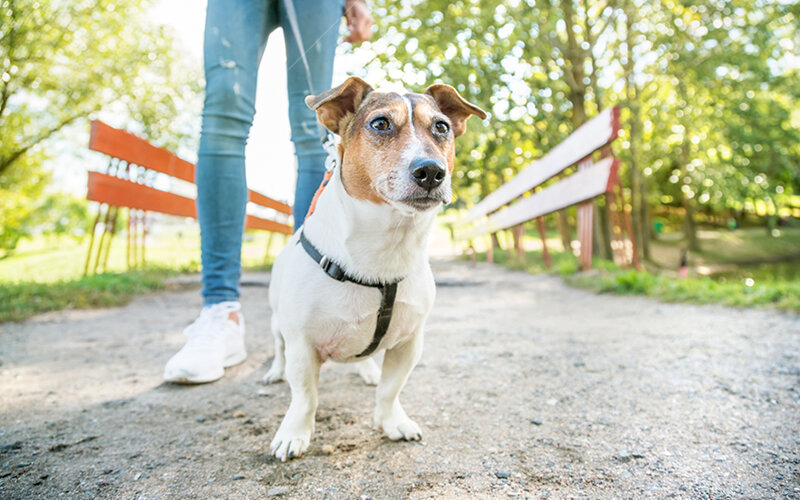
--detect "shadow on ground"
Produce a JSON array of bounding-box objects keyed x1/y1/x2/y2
[{"x1": 1, "y1": 261, "x2": 798, "y2": 499}]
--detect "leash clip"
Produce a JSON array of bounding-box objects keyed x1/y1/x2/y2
[{"x1": 323, "y1": 133, "x2": 340, "y2": 172}]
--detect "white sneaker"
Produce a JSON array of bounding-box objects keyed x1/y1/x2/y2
[{"x1": 163, "y1": 301, "x2": 247, "y2": 384}]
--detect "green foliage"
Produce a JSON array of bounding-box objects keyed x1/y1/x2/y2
[
  {"x1": 568, "y1": 269, "x2": 800, "y2": 312},
  {"x1": 360, "y1": 0, "x2": 800, "y2": 233},
  {"x1": 0, "y1": 268, "x2": 175, "y2": 323},
  {"x1": 0, "y1": 0, "x2": 201, "y2": 250},
  {"x1": 476, "y1": 226, "x2": 800, "y2": 312}
]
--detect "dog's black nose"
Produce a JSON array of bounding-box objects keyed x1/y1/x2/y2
[{"x1": 410, "y1": 159, "x2": 446, "y2": 191}]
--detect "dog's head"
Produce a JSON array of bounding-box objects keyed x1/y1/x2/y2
[{"x1": 306, "y1": 77, "x2": 486, "y2": 213}]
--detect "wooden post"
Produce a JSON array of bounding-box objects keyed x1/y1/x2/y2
[
  {"x1": 577, "y1": 200, "x2": 594, "y2": 271},
  {"x1": 263, "y1": 231, "x2": 276, "y2": 265},
  {"x1": 140, "y1": 211, "x2": 147, "y2": 265},
  {"x1": 513, "y1": 224, "x2": 525, "y2": 259},
  {"x1": 536, "y1": 216, "x2": 552, "y2": 269},
  {"x1": 101, "y1": 206, "x2": 119, "y2": 272},
  {"x1": 93, "y1": 205, "x2": 114, "y2": 274},
  {"x1": 84, "y1": 207, "x2": 104, "y2": 276},
  {"x1": 487, "y1": 233, "x2": 495, "y2": 264},
  {"x1": 576, "y1": 158, "x2": 595, "y2": 271}
]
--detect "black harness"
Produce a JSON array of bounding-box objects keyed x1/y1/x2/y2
[{"x1": 298, "y1": 230, "x2": 402, "y2": 358}]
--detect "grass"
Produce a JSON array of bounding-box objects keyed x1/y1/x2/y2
[
  {"x1": 469, "y1": 227, "x2": 800, "y2": 313},
  {"x1": 0, "y1": 268, "x2": 177, "y2": 323},
  {"x1": 648, "y1": 226, "x2": 800, "y2": 269},
  {"x1": 0, "y1": 227, "x2": 286, "y2": 323},
  {"x1": 0, "y1": 229, "x2": 283, "y2": 284},
  {"x1": 567, "y1": 268, "x2": 800, "y2": 312}
]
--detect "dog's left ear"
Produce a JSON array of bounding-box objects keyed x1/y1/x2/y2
[
  {"x1": 425, "y1": 84, "x2": 487, "y2": 137},
  {"x1": 305, "y1": 76, "x2": 374, "y2": 135}
]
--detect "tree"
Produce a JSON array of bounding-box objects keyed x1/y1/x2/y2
[
  {"x1": 363, "y1": 0, "x2": 799, "y2": 260},
  {"x1": 0, "y1": 0, "x2": 201, "y2": 252}
]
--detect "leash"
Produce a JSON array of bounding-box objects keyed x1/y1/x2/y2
[
  {"x1": 282, "y1": 0, "x2": 337, "y2": 145},
  {"x1": 298, "y1": 230, "x2": 401, "y2": 358},
  {"x1": 285, "y1": 0, "x2": 398, "y2": 358}
]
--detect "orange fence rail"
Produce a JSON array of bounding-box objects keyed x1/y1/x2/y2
[{"x1": 84, "y1": 120, "x2": 292, "y2": 275}]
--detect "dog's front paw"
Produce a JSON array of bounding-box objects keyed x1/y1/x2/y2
[
  {"x1": 375, "y1": 412, "x2": 422, "y2": 441},
  {"x1": 270, "y1": 428, "x2": 311, "y2": 462}
]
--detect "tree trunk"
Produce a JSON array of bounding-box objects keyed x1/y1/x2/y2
[
  {"x1": 623, "y1": 2, "x2": 651, "y2": 263},
  {"x1": 640, "y1": 175, "x2": 652, "y2": 259},
  {"x1": 558, "y1": 0, "x2": 587, "y2": 255},
  {"x1": 557, "y1": 210, "x2": 572, "y2": 252},
  {"x1": 682, "y1": 195, "x2": 700, "y2": 251},
  {"x1": 594, "y1": 200, "x2": 612, "y2": 260}
]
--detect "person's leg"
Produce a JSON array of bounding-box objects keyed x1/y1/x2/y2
[
  {"x1": 280, "y1": 0, "x2": 344, "y2": 224},
  {"x1": 165, "y1": 0, "x2": 278, "y2": 384},
  {"x1": 197, "y1": 0, "x2": 278, "y2": 304}
]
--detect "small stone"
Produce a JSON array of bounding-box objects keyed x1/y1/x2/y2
[
  {"x1": 531, "y1": 418, "x2": 543, "y2": 426},
  {"x1": 322, "y1": 444, "x2": 335, "y2": 455},
  {"x1": 268, "y1": 486, "x2": 290, "y2": 496},
  {"x1": 102, "y1": 468, "x2": 113, "y2": 474},
  {"x1": 1, "y1": 442, "x2": 23, "y2": 452},
  {"x1": 17, "y1": 462, "x2": 31, "y2": 467},
  {"x1": 133, "y1": 473, "x2": 142, "y2": 481},
  {"x1": 257, "y1": 389, "x2": 272, "y2": 397},
  {"x1": 233, "y1": 412, "x2": 246, "y2": 418},
  {"x1": 231, "y1": 474, "x2": 245, "y2": 480},
  {"x1": 495, "y1": 470, "x2": 510, "y2": 479},
  {"x1": 546, "y1": 398, "x2": 557, "y2": 406},
  {"x1": 195, "y1": 416, "x2": 206, "y2": 423}
]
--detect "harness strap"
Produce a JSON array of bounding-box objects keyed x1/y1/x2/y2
[{"x1": 298, "y1": 230, "x2": 401, "y2": 358}]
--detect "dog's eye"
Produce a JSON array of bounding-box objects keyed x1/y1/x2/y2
[
  {"x1": 370, "y1": 117, "x2": 391, "y2": 131},
  {"x1": 434, "y1": 121, "x2": 450, "y2": 134}
]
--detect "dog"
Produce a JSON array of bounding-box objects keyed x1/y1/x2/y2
[{"x1": 263, "y1": 76, "x2": 486, "y2": 461}]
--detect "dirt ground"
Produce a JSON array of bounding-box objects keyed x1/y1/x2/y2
[{"x1": 1, "y1": 260, "x2": 798, "y2": 499}]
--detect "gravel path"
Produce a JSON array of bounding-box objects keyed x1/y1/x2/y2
[{"x1": 1, "y1": 260, "x2": 798, "y2": 499}]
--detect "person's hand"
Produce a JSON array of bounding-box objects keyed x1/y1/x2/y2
[{"x1": 344, "y1": 0, "x2": 373, "y2": 44}]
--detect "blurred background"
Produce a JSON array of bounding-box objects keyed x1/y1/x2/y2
[{"x1": 1, "y1": 0, "x2": 798, "y2": 320}]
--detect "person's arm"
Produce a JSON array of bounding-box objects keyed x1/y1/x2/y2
[{"x1": 344, "y1": 0, "x2": 373, "y2": 43}]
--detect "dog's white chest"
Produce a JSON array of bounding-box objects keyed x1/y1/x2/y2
[{"x1": 294, "y1": 260, "x2": 433, "y2": 361}]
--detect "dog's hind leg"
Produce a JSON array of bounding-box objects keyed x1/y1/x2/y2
[
  {"x1": 356, "y1": 356, "x2": 381, "y2": 386},
  {"x1": 373, "y1": 333, "x2": 423, "y2": 441},
  {"x1": 270, "y1": 338, "x2": 320, "y2": 461},
  {"x1": 263, "y1": 315, "x2": 286, "y2": 384}
]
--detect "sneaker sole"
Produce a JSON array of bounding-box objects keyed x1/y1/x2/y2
[
  {"x1": 164, "y1": 367, "x2": 225, "y2": 385},
  {"x1": 163, "y1": 350, "x2": 246, "y2": 385},
  {"x1": 223, "y1": 348, "x2": 247, "y2": 368}
]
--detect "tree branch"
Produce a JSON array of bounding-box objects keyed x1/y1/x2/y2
[{"x1": 0, "y1": 111, "x2": 89, "y2": 176}]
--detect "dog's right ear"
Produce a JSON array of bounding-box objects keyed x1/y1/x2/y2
[{"x1": 305, "y1": 77, "x2": 373, "y2": 135}]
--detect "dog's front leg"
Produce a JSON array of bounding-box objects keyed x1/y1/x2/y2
[
  {"x1": 374, "y1": 333, "x2": 423, "y2": 441},
  {"x1": 270, "y1": 339, "x2": 320, "y2": 461}
]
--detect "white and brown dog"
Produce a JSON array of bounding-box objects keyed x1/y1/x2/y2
[{"x1": 263, "y1": 77, "x2": 486, "y2": 461}]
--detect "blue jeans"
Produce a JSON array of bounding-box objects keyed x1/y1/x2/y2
[{"x1": 197, "y1": 0, "x2": 342, "y2": 305}]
